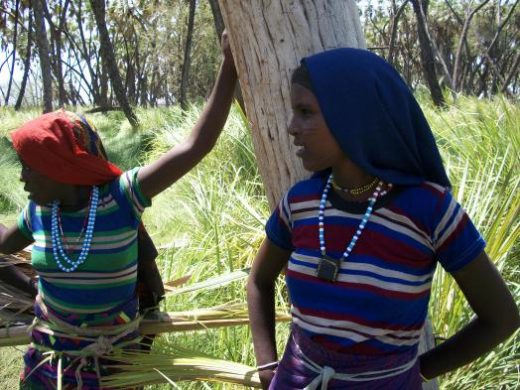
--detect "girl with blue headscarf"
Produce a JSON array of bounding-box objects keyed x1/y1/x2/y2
[{"x1": 247, "y1": 48, "x2": 519, "y2": 389}]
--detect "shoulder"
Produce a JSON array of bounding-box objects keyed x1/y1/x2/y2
[
  {"x1": 384, "y1": 181, "x2": 453, "y2": 234},
  {"x1": 393, "y1": 181, "x2": 449, "y2": 209},
  {"x1": 286, "y1": 176, "x2": 325, "y2": 203}
]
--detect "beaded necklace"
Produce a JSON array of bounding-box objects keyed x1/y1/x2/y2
[
  {"x1": 51, "y1": 186, "x2": 99, "y2": 273},
  {"x1": 316, "y1": 174, "x2": 383, "y2": 282}
]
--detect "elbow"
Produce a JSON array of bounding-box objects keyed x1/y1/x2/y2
[
  {"x1": 489, "y1": 305, "x2": 520, "y2": 342},
  {"x1": 503, "y1": 302, "x2": 520, "y2": 337},
  {"x1": 507, "y1": 306, "x2": 520, "y2": 335},
  {"x1": 246, "y1": 275, "x2": 274, "y2": 298}
]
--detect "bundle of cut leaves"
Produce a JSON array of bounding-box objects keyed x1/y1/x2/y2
[
  {"x1": 0, "y1": 248, "x2": 35, "y2": 326},
  {"x1": 102, "y1": 345, "x2": 261, "y2": 388},
  {"x1": 0, "y1": 258, "x2": 286, "y2": 387}
]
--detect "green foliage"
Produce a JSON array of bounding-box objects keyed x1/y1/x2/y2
[
  {"x1": 360, "y1": 0, "x2": 519, "y2": 97},
  {"x1": 0, "y1": 97, "x2": 518, "y2": 388},
  {"x1": 422, "y1": 96, "x2": 520, "y2": 389}
]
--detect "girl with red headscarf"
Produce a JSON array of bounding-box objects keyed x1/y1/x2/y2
[{"x1": 0, "y1": 32, "x2": 237, "y2": 390}]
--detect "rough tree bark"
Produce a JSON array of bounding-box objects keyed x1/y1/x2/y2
[
  {"x1": 219, "y1": 1, "x2": 438, "y2": 389},
  {"x1": 208, "y1": 0, "x2": 245, "y2": 110},
  {"x1": 90, "y1": 0, "x2": 138, "y2": 128},
  {"x1": 32, "y1": 0, "x2": 53, "y2": 113}
]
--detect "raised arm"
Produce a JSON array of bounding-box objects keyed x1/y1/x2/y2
[
  {"x1": 247, "y1": 238, "x2": 291, "y2": 389},
  {"x1": 138, "y1": 31, "x2": 238, "y2": 199},
  {"x1": 419, "y1": 251, "x2": 520, "y2": 380}
]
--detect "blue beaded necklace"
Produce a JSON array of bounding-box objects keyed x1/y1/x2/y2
[
  {"x1": 316, "y1": 173, "x2": 383, "y2": 282},
  {"x1": 51, "y1": 186, "x2": 99, "y2": 273}
]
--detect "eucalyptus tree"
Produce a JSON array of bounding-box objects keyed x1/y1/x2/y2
[
  {"x1": 362, "y1": 0, "x2": 519, "y2": 98},
  {"x1": 14, "y1": 10, "x2": 32, "y2": 110},
  {"x1": 89, "y1": 0, "x2": 138, "y2": 127},
  {"x1": 32, "y1": 0, "x2": 53, "y2": 112},
  {"x1": 411, "y1": 0, "x2": 445, "y2": 106},
  {"x1": 42, "y1": 0, "x2": 70, "y2": 106},
  {"x1": 179, "y1": 0, "x2": 196, "y2": 110},
  {"x1": 4, "y1": 0, "x2": 20, "y2": 106}
]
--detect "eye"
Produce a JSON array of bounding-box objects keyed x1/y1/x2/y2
[
  {"x1": 295, "y1": 105, "x2": 312, "y2": 117},
  {"x1": 21, "y1": 163, "x2": 32, "y2": 173}
]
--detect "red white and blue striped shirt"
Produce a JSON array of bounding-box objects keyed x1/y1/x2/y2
[{"x1": 266, "y1": 176, "x2": 485, "y2": 354}]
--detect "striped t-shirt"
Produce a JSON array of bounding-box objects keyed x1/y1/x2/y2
[
  {"x1": 18, "y1": 168, "x2": 150, "y2": 317},
  {"x1": 266, "y1": 176, "x2": 485, "y2": 354}
]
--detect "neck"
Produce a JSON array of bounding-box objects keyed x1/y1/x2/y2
[
  {"x1": 329, "y1": 160, "x2": 379, "y2": 201},
  {"x1": 59, "y1": 185, "x2": 92, "y2": 211},
  {"x1": 332, "y1": 165, "x2": 375, "y2": 189}
]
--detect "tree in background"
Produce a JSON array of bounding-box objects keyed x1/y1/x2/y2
[
  {"x1": 0, "y1": 0, "x2": 517, "y2": 111},
  {"x1": 362, "y1": 0, "x2": 519, "y2": 99},
  {"x1": 0, "y1": 0, "x2": 221, "y2": 112},
  {"x1": 90, "y1": 0, "x2": 138, "y2": 127},
  {"x1": 179, "y1": 0, "x2": 196, "y2": 110},
  {"x1": 411, "y1": 0, "x2": 445, "y2": 106},
  {"x1": 32, "y1": 0, "x2": 53, "y2": 112}
]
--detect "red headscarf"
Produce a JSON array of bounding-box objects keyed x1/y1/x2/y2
[{"x1": 11, "y1": 110, "x2": 122, "y2": 185}]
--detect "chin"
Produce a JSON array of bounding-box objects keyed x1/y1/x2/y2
[
  {"x1": 28, "y1": 195, "x2": 51, "y2": 206},
  {"x1": 302, "y1": 161, "x2": 327, "y2": 173}
]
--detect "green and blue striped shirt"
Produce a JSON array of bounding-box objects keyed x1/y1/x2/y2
[{"x1": 18, "y1": 168, "x2": 150, "y2": 317}]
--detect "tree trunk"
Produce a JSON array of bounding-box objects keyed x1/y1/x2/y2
[
  {"x1": 179, "y1": 0, "x2": 196, "y2": 110},
  {"x1": 219, "y1": 1, "x2": 438, "y2": 389},
  {"x1": 5, "y1": 0, "x2": 20, "y2": 106},
  {"x1": 218, "y1": 0, "x2": 364, "y2": 207},
  {"x1": 32, "y1": 0, "x2": 53, "y2": 113},
  {"x1": 76, "y1": 0, "x2": 101, "y2": 105},
  {"x1": 15, "y1": 10, "x2": 33, "y2": 110},
  {"x1": 208, "y1": 0, "x2": 225, "y2": 39},
  {"x1": 89, "y1": 0, "x2": 138, "y2": 128},
  {"x1": 208, "y1": 0, "x2": 245, "y2": 110},
  {"x1": 411, "y1": 0, "x2": 445, "y2": 107}
]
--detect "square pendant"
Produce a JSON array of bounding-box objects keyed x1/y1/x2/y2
[{"x1": 316, "y1": 255, "x2": 340, "y2": 282}]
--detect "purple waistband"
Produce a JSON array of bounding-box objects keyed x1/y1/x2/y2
[{"x1": 291, "y1": 325, "x2": 418, "y2": 373}]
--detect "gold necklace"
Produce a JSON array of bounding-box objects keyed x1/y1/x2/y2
[{"x1": 331, "y1": 177, "x2": 378, "y2": 195}]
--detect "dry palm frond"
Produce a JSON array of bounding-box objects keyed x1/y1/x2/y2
[
  {"x1": 0, "y1": 303, "x2": 291, "y2": 347},
  {"x1": 166, "y1": 268, "x2": 250, "y2": 296},
  {"x1": 0, "y1": 248, "x2": 35, "y2": 326},
  {"x1": 163, "y1": 274, "x2": 192, "y2": 291},
  {"x1": 102, "y1": 349, "x2": 261, "y2": 388}
]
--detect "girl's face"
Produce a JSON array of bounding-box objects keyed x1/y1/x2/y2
[
  {"x1": 19, "y1": 160, "x2": 63, "y2": 206},
  {"x1": 289, "y1": 83, "x2": 346, "y2": 172}
]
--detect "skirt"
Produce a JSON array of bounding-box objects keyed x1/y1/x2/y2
[
  {"x1": 20, "y1": 296, "x2": 141, "y2": 389},
  {"x1": 269, "y1": 325, "x2": 422, "y2": 389}
]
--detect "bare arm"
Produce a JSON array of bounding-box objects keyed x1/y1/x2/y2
[
  {"x1": 0, "y1": 223, "x2": 33, "y2": 255},
  {"x1": 247, "y1": 238, "x2": 291, "y2": 389},
  {"x1": 419, "y1": 251, "x2": 520, "y2": 380},
  {"x1": 138, "y1": 32, "x2": 238, "y2": 199},
  {"x1": 0, "y1": 223, "x2": 37, "y2": 297}
]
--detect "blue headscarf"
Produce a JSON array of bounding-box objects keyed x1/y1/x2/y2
[{"x1": 302, "y1": 48, "x2": 451, "y2": 188}]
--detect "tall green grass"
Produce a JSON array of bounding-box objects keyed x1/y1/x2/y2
[
  {"x1": 0, "y1": 96, "x2": 518, "y2": 389},
  {"x1": 421, "y1": 96, "x2": 520, "y2": 389}
]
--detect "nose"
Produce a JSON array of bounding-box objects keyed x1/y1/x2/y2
[
  {"x1": 20, "y1": 166, "x2": 30, "y2": 182},
  {"x1": 288, "y1": 116, "x2": 298, "y2": 137}
]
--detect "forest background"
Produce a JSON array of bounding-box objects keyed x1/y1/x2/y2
[{"x1": 0, "y1": 0, "x2": 518, "y2": 389}]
